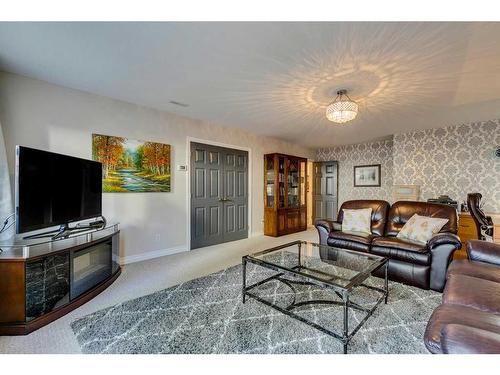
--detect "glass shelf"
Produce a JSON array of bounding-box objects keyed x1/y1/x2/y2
[{"x1": 0, "y1": 222, "x2": 119, "y2": 259}]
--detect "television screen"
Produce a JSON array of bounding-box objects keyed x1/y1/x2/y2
[{"x1": 16, "y1": 146, "x2": 102, "y2": 234}]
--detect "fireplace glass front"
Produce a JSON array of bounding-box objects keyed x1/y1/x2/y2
[{"x1": 70, "y1": 240, "x2": 112, "y2": 300}]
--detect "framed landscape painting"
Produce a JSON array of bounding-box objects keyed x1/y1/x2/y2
[
  {"x1": 354, "y1": 164, "x2": 381, "y2": 187},
  {"x1": 92, "y1": 134, "x2": 171, "y2": 192}
]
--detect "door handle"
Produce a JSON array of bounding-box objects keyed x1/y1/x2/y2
[{"x1": 218, "y1": 197, "x2": 233, "y2": 202}]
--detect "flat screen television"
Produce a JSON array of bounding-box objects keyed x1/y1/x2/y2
[{"x1": 15, "y1": 146, "x2": 102, "y2": 234}]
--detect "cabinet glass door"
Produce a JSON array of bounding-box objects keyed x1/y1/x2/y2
[
  {"x1": 265, "y1": 155, "x2": 275, "y2": 208},
  {"x1": 287, "y1": 158, "x2": 299, "y2": 208},
  {"x1": 300, "y1": 160, "x2": 306, "y2": 206},
  {"x1": 278, "y1": 156, "x2": 285, "y2": 208}
]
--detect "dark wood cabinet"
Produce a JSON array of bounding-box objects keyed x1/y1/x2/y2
[{"x1": 264, "y1": 153, "x2": 307, "y2": 236}]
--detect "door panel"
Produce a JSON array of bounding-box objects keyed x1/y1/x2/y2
[
  {"x1": 313, "y1": 161, "x2": 338, "y2": 222},
  {"x1": 194, "y1": 168, "x2": 205, "y2": 198},
  {"x1": 191, "y1": 143, "x2": 248, "y2": 249},
  {"x1": 226, "y1": 205, "x2": 235, "y2": 232},
  {"x1": 209, "y1": 206, "x2": 221, "y2": 235},
  {"x1": 209, "y1": 169, "x2": 219, "y2": 197},
  {"x1": 194, "y1": 207, "x2": 205, "y2": 237},
  {"x1": 238, "y1": 205, "x2": 246, "y2": 230},
  {"x1": 286, "y1": 210, "x2": 300, "y2": 231}
]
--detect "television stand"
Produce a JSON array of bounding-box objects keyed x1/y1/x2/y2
[{"x1": 0, "y1": 222, "x2": 120, "y2": 335}]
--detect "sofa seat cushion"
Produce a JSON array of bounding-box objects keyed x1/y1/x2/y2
[
  {"x1": 327, "y1": 230, "x2": 374, "y2": 252},
  {"x1": 424, "y1": 304, "x2": 500, "y2": 354},
  {"x1": 448, "y1": 260, "x2": 500, "y2": 283},
  {"x1": 370, "y1": 236, "x2": 430, "y2": 265},
  {"x1": 443, "y1": 274, "x2": 500, "y2": 314}
]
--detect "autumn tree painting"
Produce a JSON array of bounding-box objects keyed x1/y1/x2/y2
[{"x1": 92, "y1": 134, "x2": 171, "y2": 192}]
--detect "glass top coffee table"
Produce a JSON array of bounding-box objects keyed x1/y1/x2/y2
[{"x1": 242, "y1": 240, "x2": 388, "y2": 354}]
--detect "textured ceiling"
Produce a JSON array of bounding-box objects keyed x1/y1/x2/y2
[{"x1": 1, "y1": 22, "x2": 500, "y2": 148}]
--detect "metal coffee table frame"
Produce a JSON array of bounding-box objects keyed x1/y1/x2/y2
[{"x1": 242, "y1": 241, "x2": 388, "y2": 354}]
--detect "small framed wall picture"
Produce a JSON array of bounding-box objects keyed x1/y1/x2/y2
[{"x1": 354, "y1": 164, "x2": 381, "y2": 187}]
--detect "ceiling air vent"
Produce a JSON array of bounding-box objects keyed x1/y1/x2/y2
[{"x1": 169, "y1": 100, "x2": 189, "y2": 107}]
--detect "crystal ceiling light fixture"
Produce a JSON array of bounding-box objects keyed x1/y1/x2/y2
[{"x1": 325, "y1": 89, "x2": 358, "y2": 124}]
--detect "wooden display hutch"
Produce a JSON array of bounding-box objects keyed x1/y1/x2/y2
[{"x1": 264, "y1": 153, "x2": 307, "y2": 236}]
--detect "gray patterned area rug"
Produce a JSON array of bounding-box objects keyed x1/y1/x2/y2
[{"x1": 71, "y1": 263, "x2": 440, "y2": 354}]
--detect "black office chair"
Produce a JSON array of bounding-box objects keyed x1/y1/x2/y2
[{"x1": 467, "y1": 193, "x2": 494, "y2": 242}]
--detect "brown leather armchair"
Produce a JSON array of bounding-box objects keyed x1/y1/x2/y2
[
  {"x1": 424, "y1": 240, "x2": 500, "y2": 354},
  {"x1": 467, "y1": 193, "x2": 494, "y2": 241}
]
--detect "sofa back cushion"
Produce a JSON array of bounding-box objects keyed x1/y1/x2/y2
[
  {"x1": 342, "y1": 208, "x2": 373, "y2": 234},
  {"x1": 386, "y1": 201, "x2": 458, "y2": 237},
  {"x1": 396, "y1": 214, "x2": 449, "y2": 244},
  {"x1": 337, "y1": 200, "x2": 390, "y2": 236}
]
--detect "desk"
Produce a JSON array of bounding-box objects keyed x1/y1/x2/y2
[
  {"x1": 494, "y1": 215, "x2": 500, "y2": 244},
  {"x1": 455, "y1": 212, "x2": 500, "y2": 259}
]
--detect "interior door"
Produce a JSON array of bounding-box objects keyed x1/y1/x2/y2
[
  {"x1": 191, "y1": 143, "x2": 224, "y2": 249},
  {"x1": 313, "y1": 161, "x2": 338, "y2": 222},
  {"x1": 191, "y1": 142, "x2": 248, "y2": 249},
  {"x1": 222, "y1": 150, "x2": 248, "y2": 242}
]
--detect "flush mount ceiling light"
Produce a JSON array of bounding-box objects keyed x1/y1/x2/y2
[{"x1": 325, "y1": 89, "x2": 358, "y2": 124}]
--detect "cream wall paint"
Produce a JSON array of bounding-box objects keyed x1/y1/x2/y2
[{"x1": 0, "y1": 72, "x2": 314, "y2": 261}]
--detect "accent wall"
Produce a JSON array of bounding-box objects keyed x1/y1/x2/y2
[
  {"x1": 317, "y1": 120, "x2": 500, "y2": 213},
  {"x1": 316, "y1": 139, "x2": 394, "y2": 205},
  {"x1": 393, "y1": 120, "x2": 500, "y2": 212}
]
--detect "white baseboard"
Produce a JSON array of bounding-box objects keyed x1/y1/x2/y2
[{"x1": 119, "y1": 245, "x2": 188, "y2": 265}]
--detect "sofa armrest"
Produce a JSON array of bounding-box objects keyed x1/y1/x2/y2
[
  {"x1": 467, "y1": 240, "x2": 500, "y2": 266},
  {"x1": 428, "y1": 233, "x2": 461, "y2": 250},
  {"x1": 441, "y1": 324, "x2": 500, "y2": 354},
  {"x1": 314, "y1": 219, "x2": 341, "y2": 232},
  {"x1": 428, "y1": 233, "x2": 461, "y2": 292},
  {"x1": 314, "y1": 219, "x2": 341, "y2": 245}
]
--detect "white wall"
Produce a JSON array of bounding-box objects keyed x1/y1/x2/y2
[
  {"x1": 0, "y1": 72, "x2": 314, "y2": 262},
  {"x1": 0, "y1": 118, "x2": 12, "y2": 240}
]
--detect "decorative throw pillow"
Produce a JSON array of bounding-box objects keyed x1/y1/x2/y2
[
  {"x1": 397, "y1": 214, "x2": 449, "y2": 244},
  {"x1": 342, "y1": 208, "x2": 372, "y2": 234}
]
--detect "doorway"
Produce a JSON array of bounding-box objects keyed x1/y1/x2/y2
[
  {"x1": 312, "y1": 161, "x2": 339, "y2": 222},
  {"x1": 190, "y1": 142, "x2": 249, "y2": 249}
]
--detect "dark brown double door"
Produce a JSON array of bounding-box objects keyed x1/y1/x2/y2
[{"x1": 190, "y1": 142, "x2": 249, "y2": 249}]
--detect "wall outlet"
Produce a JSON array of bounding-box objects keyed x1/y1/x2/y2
[{"x1": 155, "y1": 234, "x2": 161, "y2": 242}]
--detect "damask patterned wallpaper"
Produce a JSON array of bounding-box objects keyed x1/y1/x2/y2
[
  {"x1": 316, "y1": 119, "x2": 500, "y2": 213},
  {"x1": 316, "y1": 139, "x2": 394, "y2": 206},
  {"x1": 393, "y1": 119, "x2": 500, "y2": 213}
]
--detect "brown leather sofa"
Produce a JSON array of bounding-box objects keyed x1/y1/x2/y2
[
  {"x1": 315, "y1": 200, "x2": 461, "y2": 292},
  {"x1": 424, "y1": 240, "x2": 500, "y2": 354}
]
